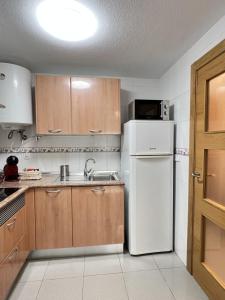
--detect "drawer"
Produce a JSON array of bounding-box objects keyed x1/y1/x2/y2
[
  {"x1": 0, "y1": 235, "x2": 28, "y2": 300},
  {"x1": 0, "y1": 207, "x2": 26, "y2": 263}
]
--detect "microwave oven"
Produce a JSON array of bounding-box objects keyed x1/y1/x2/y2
[{"x1": 128, "y1": 99, "x2": 169, "y2": 121}]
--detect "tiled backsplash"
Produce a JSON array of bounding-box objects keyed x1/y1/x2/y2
[
  {"x1": 0, "y1": 146, "x2": 120, "y2": 153},
  {"x1": 0, "y1": 128, "x2": 121, "y2": 173}
]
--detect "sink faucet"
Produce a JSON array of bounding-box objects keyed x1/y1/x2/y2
[{"x1": 84, "y1": 158, "x2": 96, "y2": 179}]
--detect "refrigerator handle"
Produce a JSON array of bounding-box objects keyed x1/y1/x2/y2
[{"x1": 135, "y1": 155, "x2": 172, "y2": 159}]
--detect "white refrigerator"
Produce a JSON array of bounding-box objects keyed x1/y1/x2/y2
[{"x1": 121, "y1": 120, "x2": 174, "y2": 255}]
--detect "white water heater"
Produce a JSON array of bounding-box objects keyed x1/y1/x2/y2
[{"x1": 0, "y1": 63, "x2": 32, "y2": 129}]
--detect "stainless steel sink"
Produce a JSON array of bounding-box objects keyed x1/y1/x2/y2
[
  {"x1": 56, "y1": 174, "x2": 85, "y2": 182},
  {"x1": 89, "y1": 171, "x2": 120, "y2": 181},
  {"x1": 55, "y1": 171, "x2": 120, "y2": 182}
]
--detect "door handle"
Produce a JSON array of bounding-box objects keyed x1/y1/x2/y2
[
  {"x1": 135, "y1": 155, "x2": 171, "y2": 159},
  {"x1": 89, "y1": 129, "x2": 102, "y2": 134},
  {"x1": 0, "y1": 104, "x2": 6, "y2": 109},
  {"x1": 48, "y1": 129, "x2": 62, "y2": 133},
  {"x1": 6, "y1": 217, "x2": 17, "y2": 231},
  {"x1": 8, "y1": 247, "x2": 19, "y2": 262},
  {"x1": 91, "y1": 187, "x2": 105, "y2": 192},
  {"x1": 192, "y1": 171, "x2": 203, "y2": 183},
  {"x1": 46, "y1": 189, "x2": 61, "y2": 194},
  {"x1": 192, "y1": 171, "x2": 201, "y2": 178}
]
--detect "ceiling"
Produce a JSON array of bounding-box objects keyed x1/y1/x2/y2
[{"x1": 1, "y1": 0, "x2": 225, "y2": 78}]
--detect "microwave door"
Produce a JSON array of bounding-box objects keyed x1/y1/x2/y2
[{"x1": 135, "y1": 100, "x2": 162, "y2": 120}]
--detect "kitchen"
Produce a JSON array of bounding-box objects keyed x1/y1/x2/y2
[{"x1": 1, "y1": 1, "x2": 225, "y2": 300}]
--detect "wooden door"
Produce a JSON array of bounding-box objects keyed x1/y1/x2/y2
[
  {"x1": 190, "y1": 45, "x2": 225, "y2": 299},
  {"x1": 35, "y1": 75, "x2": 71, "y2": 134},
  {"x1": 35, "y1": 188, "x2": 72, "y2": 249},
  {"x1": 71, "y1": 77, "x2": 121, "y2": 134},
  {"x1": 72, "y1": 186, "x2": 124, "y2": 247}
]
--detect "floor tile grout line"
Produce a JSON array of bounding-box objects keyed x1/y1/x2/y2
[
  {"x1": 117, "y1": 253, "x2": 130, "y2": 300},
  {"x1": 158, "y1": 267, "x2": 177, "y2": 300},
  {"x1": 152, "y1": 255, "x2": 160, "y2": 269},
  {"x1": 84, "y1": 271, "x2": 123, "y2": 277},
  {"x1": 158, "y1": 265, "x2": 185, "y2": 270},
  {"x1": 35, "y1": 260, "x2": 50, "y2": 300},
  {"x1": 34, "y1": 281, "x2": 43, "y2": 300}
]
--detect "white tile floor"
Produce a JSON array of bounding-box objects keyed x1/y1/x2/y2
[{"x1": 9, "y1": 253, "x2": 208, "y2": 300}]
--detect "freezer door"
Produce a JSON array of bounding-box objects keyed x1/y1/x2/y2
[
  {"x1": 127, "y1": 121, "x2": 174, "y2": 155},
  {"x1": 128, "y1": 155, "x2": 173, "y2": 255}
]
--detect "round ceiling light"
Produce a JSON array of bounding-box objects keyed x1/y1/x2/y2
[{"x1": 36, "y1": 0, "x2": 98, "y2": 41}]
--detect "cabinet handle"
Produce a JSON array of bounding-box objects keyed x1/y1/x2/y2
[
  {"x1": 48, "y1": 129, "x2": 62, "y2": 133},
  {"x1": 46, "y1": 189, "x2": 61, "y2": 194},
  {"x1": 91, "y1": 187, "x2": 105, "y2": 192},
  {"x1": 8, "y1": 247, "x2": 19, "y2": 262},
  {"x1": 6, "y1": 217, "x2": 16, "y2": 231},
  {"x1": 89, "y1": 129, "x2": 102, "y2": 134},
  {"x1": 0, "y1": 104, "x2": 6, "y2": 109}
]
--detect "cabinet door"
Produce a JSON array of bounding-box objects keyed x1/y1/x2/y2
[
  {"x1": 0, "y1": 235, "x2": 28, "y2": 300},
  {"x1": 0, "y1": 207, "x2": 25, "y2": 264},
  {"x1": 35, "y1": 75, "x2": 71, "y2": 135},
  {"x1": 35, "y1": 188, "x2": 72, "y2": 249},
  {"x1": 72, "y1": 186, "x2": 124, "y2": 247},
  {"x1": 71, "y1": 77, "x2": 121, "y2": 134}
]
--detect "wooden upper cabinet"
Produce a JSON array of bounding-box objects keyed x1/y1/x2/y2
[
  {"x1": 72, "y1": 185, "x2": 124, "y2": 247},
  {"x1": 35, "y1": 187, "x2": 72, "y2": 249},
  {"x1": 35, "y1": 75, "x2": 71, "y2": 135},
  {"x1": 71, "y1": 77, "x2": 121, "y2": 134}
]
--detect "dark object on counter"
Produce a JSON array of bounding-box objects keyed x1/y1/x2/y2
[
  {"x1": 0, "y1": 188, "x2": 20, "y2": 202},
  {"x1": 3, "y1": 156, "x2": 19, "y2": 181}
]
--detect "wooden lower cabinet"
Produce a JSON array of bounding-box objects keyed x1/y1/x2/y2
[
  {"x1": 72, "y1": 186, "x2": 124, "y2": 247},
  {"x1": 0, "y1": 206, "x2": 26, "y2": 264},
  {"x1": 35, "y1": 187, "x2": 73, "y2": 249},
  {"x1": 0, "y1": 235, "x2": 28, "y2": 300}
]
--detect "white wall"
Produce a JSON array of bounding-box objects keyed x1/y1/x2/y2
[
  {"x1": 0, "y1": 77, "x2": 160, "y2": 174},
  {"x1": 159, "y1": 14, "x2": 225, "y2": 264}
]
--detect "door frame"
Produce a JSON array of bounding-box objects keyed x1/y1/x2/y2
[{"x1": 187, "y1": 39, "x2": 225, "y2": 273}]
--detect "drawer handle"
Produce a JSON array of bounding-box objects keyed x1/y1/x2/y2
[
  {"x1": 6, "y1": 217, "x2": 17, "y2": 231},
  {"x1": 46, "y1": 189, "x2": 61, "y2": 194},
  {"x1": 91, "y1": 187, "x2": 105, "y2": 192},
  {"x1": 48, "y1": 129, "x2": 62, "y2": 133},
  {"x1": 0, "y1": 104, "x2": 6, "y2": 109},
  {"x1": 8, "y1": 247, "x2": 19, "y2": 262},
  {"x1": 89, "y1": 129, "x2": 102, "y2": 134}
]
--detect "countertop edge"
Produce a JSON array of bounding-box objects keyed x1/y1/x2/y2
[{"x1": 0, "y1": 177, "x2": 124, "y2": 211}]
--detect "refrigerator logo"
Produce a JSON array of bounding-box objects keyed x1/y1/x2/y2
[
  {"x1": 149, "y1": 147, "x2": 157, "y2": 150},
  {"x1": 0, "y1": 73, "x2": 6, "y2": 80}
]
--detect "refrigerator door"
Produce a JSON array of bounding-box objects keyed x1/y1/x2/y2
[
  {"x1": 125, "y1": 121, "x2": 174, "y2": 155},
  {"x1": 128, "y1": 155, "x2": 173, "y2": 255}
]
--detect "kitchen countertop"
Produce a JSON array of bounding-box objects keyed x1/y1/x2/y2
[{"x1": 0, "y1": 174, "x2": 124, "y2": 211}]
